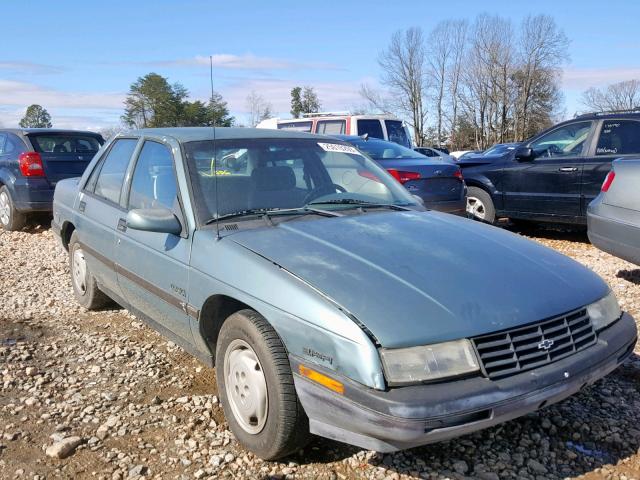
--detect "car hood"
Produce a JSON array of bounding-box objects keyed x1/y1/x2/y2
[{"x1": 230, "y1": 211, "x2": 609, "y2": 348}]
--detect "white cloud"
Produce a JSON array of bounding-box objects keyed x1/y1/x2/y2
[
  {"x1": 0, "y1": 62, "x2": 64, "y2": 74},
  {"x1": 141, "y1": 54, "x2": 341, "y2": 71},
  {"x1": 562, "y1": 67, "x2": 640, "y2": 90},
  {"x1": 0, "y1": 80, "x2": 124, "y2": 109}
]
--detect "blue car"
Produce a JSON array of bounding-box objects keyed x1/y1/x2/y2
[
  {"x1": 52, "y1": 128, "x2": 636, "y2": 459},
  {"x1": 0, "y1": 128, "x2": 104, "y2": 230}
]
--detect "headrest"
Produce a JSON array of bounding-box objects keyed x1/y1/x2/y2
[{"x1": 251, "y1": 166, "x2": 296, "y2": 191}]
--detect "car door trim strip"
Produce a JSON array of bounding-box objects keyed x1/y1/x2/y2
[{"x1": 78, "y1": 241, "x2": 200, "y2": 321}]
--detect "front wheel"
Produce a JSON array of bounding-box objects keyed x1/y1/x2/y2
[
  {"x1": 216, "y1": 309, "x2": 309, "y2": 460},
  {"x1": 466, "y1": 187, "x2": 496, "y2": 224}
]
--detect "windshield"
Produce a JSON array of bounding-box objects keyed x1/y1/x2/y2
[
  {"x1": 351, "y1": 139, "x2": 424, "y2": 161},
  {"x1": 183, "y1": 138, "x2": 418, "y2": 222},
  {"x1": 482, "y1": 144, "x2": 518, "y2": 156},
  {"x1": 384, "y1": 120, "x2": 411, "y2": 148},
  {"x1": 29, "y1": 134, "x2": 102, "y2": 154}
]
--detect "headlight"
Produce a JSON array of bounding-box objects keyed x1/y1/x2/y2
[
  {"x1": 379, "y1": 339, "x2": 480, "y2": 385},
  {"x1": 587, "y1": 290, "x2": 622, "y2": 331}
]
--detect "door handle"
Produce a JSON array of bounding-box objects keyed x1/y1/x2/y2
[
  {"x1": 78, "y1": 201, "x2": 86, "y2": 212},
  {"x1": 558, "y1": 167, "x2": 578, "y2": 172},
  {"x1": 117, "y1": 218, "x2": 127, "y2": 232}
]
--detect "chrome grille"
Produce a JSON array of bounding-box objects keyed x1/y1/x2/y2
[{"x1": 472, "y1": 308, "x2": 596, "y2": 380}]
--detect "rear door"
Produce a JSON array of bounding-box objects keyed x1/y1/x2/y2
[
  {"x1": 582, "y1": 118, "x2": 640, "y2": 214},
  {"x1": 115, "y1": 139, "x2": 193, "y2": 343},
  {"x1": 27, "y1": 133, "x2": 104, "y2": 186},
  {"x1": 501, "y1": 121, "x2": 593, "y2": 220},
  {"x1": 76, "y1": 138, "x2": 139, "y2": 297}
]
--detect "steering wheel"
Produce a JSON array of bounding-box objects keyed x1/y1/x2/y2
[
  {"x1": 303, "y1": 184, "x2": 346, "y2": 204},
  {"x1": 545, "y1": 144, "x2": 564, "y2": 157}
]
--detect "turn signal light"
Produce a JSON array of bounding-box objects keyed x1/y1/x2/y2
[
  {"x1": 19, "y1": 152, "x2": 45, "y2": 177},
  {"x1": 387, "y1": 169, "x2": 421, "y2": 184},
  {"x1": 601, "y1": 171, "x2": 615, "y2": 192},
  {"x1": 298, "y1": 365, "x2": 344, "y2": 394}
]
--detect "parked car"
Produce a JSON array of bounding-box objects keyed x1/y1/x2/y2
[
  {"x1": 256, "y1": 113, "x2": 412, "y2": 148},
  {"x1": 588, "y1": 158, "x2": 640, "y2": 265},
  {"x1": 413, "y1": 146, "x2": 455, "y2": 162},
  {"x1": 450, "y1": 149, "x2": 475, "y2": 159},
  {"x1": 457, "y1": 150, "x2": 483, "y2": 160},
  {"x1": 53, "y1": 127, "x2": 636, "y2": 459},
  {"x1": 335, "y1": 135, "x2": 466, "y2": 215},
  {"x1": 460, "y1": 111, "x2": 640, "y2": 224},
  {"x1": 0, "y1": 128, "x2": 104, "y2": 230}
]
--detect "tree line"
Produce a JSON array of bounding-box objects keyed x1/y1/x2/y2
[{"x1": 362, "y1": 14, "x2": 571, "y2": 149}]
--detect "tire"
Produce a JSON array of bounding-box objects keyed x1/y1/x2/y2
[
  {"x1": 216, "y1": 309, "x2": 309, "y2": 460},
  {"x1": 68, "y1": 231, "x2": 111, "y2": 310},
  {"x1": 0, "y1": 186, "x2": 27, "y2": 232},
  {"x1": 466, "y1": 186, "x2": 496, "y2": 224}
]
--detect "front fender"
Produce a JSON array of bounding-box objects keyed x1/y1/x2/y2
[{"x1": 189, "y1": 230, "x2": 386, "y2": 390}]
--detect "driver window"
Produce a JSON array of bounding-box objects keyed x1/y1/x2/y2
[{"x1": 530, "y1": 121, "x2": 592, "y2": 159}]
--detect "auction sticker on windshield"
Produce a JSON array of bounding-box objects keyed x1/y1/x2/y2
[{"x1": 318, "y1": 142, "x2": 362, "y2": 156}]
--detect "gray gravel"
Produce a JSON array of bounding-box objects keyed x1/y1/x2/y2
[{"x1": 1, "y1": 223, "x2": 639, "y2": 480}]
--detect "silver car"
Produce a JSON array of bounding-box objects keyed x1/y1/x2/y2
[{"x1": 588, "y1": 158, "x2": 640, "y2": 265}]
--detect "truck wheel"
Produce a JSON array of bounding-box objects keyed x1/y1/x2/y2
[
  {"x1": 68, "y1": 231, "x2": 111, "y2": 310},
  {"x1": 0, "y1": 186, "x2": 26, "y2": 232},
  {"x1": 466, "y1": 187, "x2": 496, "y2": 224},
  {"x1": 216, "y1": 309, "x2": 309, "y2": 460}
]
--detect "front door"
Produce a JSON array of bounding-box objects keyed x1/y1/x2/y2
[
  {"x1": 75, "y1": 138, "x2": 139, "y2": 297},
  {"x1": 115, "y1": 139, "x2": 193, "y2": 343},
  {"x1": 501, "y1": 121, "x2": 593, "y2": 220},
  {"x1": 582, "y1": 118, "x2": 640, "y2": 214}
]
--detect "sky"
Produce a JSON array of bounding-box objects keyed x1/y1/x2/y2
[{"x1": 1, "y1": 0, "x2": 639, "y2": 131}]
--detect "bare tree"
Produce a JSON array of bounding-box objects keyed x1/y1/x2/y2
[
  {"x1": 359, "y1": 83, "x2": 395, "y2": 114},
  {"x1": 514, "y1": 15, "x2": 569, "y2": 140},
  {"x1": 426, "y1": 21, "x2": 454, "y2": 145},
  {"x1": 377, "y1": 27, "x2": 429, "y2": 146},
  {"x1": 446, "y1": 20, "x2": 468, "y2": 148},
  {"x1": 246, "y1": 90, "x2": 273, "y2": 127},
  {"x1": 581, "y1": 80, "x2": 640, "y2": 112}
]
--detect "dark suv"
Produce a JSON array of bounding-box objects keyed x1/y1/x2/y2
[
  {"x1": 0, "y1": 129, "x2": 104, "y2": 230},
  {"x1": 459, "y1": 112, "x2": 640, "y2": 225}
]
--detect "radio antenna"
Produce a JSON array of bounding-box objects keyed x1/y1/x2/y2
[{"x1": 210, "y1": 55, "x2": 220, "y2": 240}]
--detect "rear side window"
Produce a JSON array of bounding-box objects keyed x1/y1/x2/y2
[
  {"x1": 385, "y1": 120, "x2": 410, "y2": 147},
  {"x1": 93, "y1": 139, "x2": 138, "y2": 204},
  {"x1": 316, "y1": 120, "x2": 346, "y2": 135},
  {"x1": 128, "y1": 141, "x2": 178, "y2": 211},
  {"x1": 277, "y1": 121, "x2": 312, "y2": 132},
  {"x1": 357, "y1": 119, "x2": 384, "y2": 140},
  {"x1": 30, "y1": 134, "x2": 102, "y2": 154},
  {"x1": 596, "y1": 120, "x2": 640, "y2": 155}
]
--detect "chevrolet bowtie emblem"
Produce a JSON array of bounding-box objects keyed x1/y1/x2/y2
[{"x1": 538, "y1": 339, "x2": 555, "y2": 350}]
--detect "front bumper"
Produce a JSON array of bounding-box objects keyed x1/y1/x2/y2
[{"x1": 293, "y1": 312, "x2": 637, "y2": 452}]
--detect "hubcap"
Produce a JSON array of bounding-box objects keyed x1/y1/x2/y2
[
  {"x1": 72, "y1": 247, "x2": 88, "y2": 295},
  {"x1": 224, "y1": 339, "x2": 268, "y2": 434},
  {"x1": 466, "y1": 196, "x2": 486, "y2": 220},
  {"x1": 0, "y1": 192, "x2": 10, "y2": 226}
]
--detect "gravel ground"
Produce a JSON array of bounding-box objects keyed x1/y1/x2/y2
[{"x1": 1, "y1": 221, "x2": 639, "y2": 480}]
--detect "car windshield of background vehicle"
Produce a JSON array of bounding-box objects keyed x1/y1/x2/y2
[
  {"x1": 182, "y1": 138, "x2": 418, "y2": 223},
  {"x1": 277, "y1": 121, "x2": 313, "y2": 132},
  {"x1": 355, "y1": 140, "x2": 425, "y2": 160},
  {"x1": 385, "y1": 120, "x2": 411, "y2": 147},
  {"x1": 596, "y1": 120, "x2": 640, "y2": 155},
  {"x1": 483, "y1": 144, "x2": 517, "y2": 156},
  {"x1": 29, "y1": 134, "x2": 102, "y2": 154},
  {"x1": 530, "y1": 121, "x2": 592, "y2": 158}
]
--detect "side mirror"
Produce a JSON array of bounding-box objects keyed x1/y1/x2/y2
[
  {"x1": 126, "y1": 208, "x2": 182, "y2": 235},
  {"x1": 515, "y1": 146, "x2": 534, "y2": 162}
]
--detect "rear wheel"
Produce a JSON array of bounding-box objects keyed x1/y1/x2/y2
[
  {"x1": 216, "y1": 309, "x2": 309, "y2": 460},
  {"x1": 68, "y1": 232, "x2": 111, "y2": 310},
  {"x1": 0, "y1": 186, "x2": 26, "y2": 232},
  {"x1": 466, "y1": 187, "x2": 496, "y2": 224}
]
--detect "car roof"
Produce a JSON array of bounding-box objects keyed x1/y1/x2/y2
[
  {"x1": 126, "y1": 127, "x2": 325, "y2": 143},
  {"x1": 573, "y1": 111, "x2": 640, "y2": 121},
  {"x1": 0, "y1": 128, "x2": 102, "y2": 136}
]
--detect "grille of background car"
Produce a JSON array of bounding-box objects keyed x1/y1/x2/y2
[{"x1": 472, "y1": 308, "x2": 596, "y2": 379}]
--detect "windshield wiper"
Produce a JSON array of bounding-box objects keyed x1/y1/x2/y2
[
  {"x1": 307, "y1": 199, "x2": 413, "y2": 211},
  {"x1": 204, "y1": 206, "x2": 341, "y2": 225}
]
